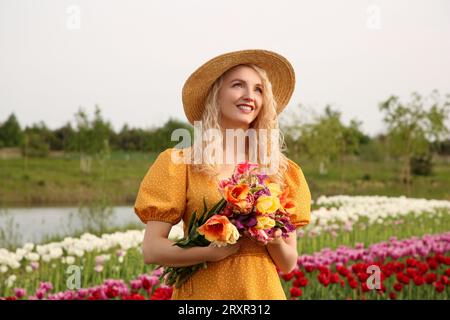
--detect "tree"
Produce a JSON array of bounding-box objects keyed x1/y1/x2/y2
[
  {"x1": 21, "y1": 131, "x2": 50, "y2": 157},
  {"x1": 0, "y1": 113, "x2": 23, "y2": 147},
  {"x1": 379, "y1": 90, "x2": 450, "y2": 189},
  {"x1": 148, "y1": 119, "x2": 193, "y2": 152},
  {"x1": 284, "y1": 105, "x2": 366, "y2": 176},
  {"x1": 52, "y1": 122, "x2": 76, "y2": 151},
  {"x1": 70, "y1": 105, "x2": 113, "y2": 172}
]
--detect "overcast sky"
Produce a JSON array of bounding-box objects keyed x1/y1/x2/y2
[{"x1": 1, "y1": 0, "x2": 449, "y2": 137}]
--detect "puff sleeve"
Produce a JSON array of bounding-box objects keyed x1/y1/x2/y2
[
  {"x1": 134, "y1": 148, "x2": 187, "y2": 225},
  {"x1": 284, "y1": 159, "x2": 312, "y2": 229}
]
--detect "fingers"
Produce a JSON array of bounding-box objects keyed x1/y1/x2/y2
[{"x1": 274, "y1": 229, "x2": 282, "y2": 238}]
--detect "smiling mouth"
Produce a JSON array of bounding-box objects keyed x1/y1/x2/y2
[{"x1": 236, "y1": 104, "x2": 254, "y2": 112}]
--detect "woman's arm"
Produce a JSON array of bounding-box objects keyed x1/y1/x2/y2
[
  {"x1": 266, "y1": 230, "x2": 298, "y2": 274},
  {"x1": 142, "y1": 221, "x2": 241, "y2": 267}
]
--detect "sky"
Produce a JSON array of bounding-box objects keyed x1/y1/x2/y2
[{"x1": 1, "y1": 0, "x2": 449, "y2": 137}]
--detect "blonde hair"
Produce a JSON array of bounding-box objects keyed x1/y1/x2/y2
[{"x1": 190, "y1": 63, "x2": 289, "y2": 185}]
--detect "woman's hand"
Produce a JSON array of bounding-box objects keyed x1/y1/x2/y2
[
  {"x1": 266, "y1": 229, "x2": 285, "y2": 246},
  {"x1": 205, "y1": 242, "x2": 241, "y2": 262}
]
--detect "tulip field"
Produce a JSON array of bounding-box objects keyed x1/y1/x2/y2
[{"x1": 1, "y1": 195, "x2": 449, "y2": 300}]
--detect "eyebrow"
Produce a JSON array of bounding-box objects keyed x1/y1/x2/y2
[{"x1": 230, "y1": 78, "x2": 263, "y2": 87}]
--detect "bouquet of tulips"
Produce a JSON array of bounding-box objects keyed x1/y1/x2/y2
[{"x1": 159, "y1": 161, "x2": 297, "y2": 288}]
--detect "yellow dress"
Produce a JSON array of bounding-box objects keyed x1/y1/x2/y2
[{"x1": 134, "y1": 148, "x2": 311, "y2": 300}]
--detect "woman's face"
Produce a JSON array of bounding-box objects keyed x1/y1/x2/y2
[{"x1": 217, "y1": 65, "x2": 263, "y2": 129}]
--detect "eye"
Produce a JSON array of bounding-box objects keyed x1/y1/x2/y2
[
  {"x1": 232, "y1": 83, "x2": 242, "y2": 87},
  {"x1": 256, "y1": 87, "x2": 263, "y2": 93}
]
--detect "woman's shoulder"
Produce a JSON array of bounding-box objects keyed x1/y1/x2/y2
[
  {"x1": 155, "y1": 147, "x2": 192, "y2": 165},
  {"x1": 285, "y1": 157, "x2": 302, "y2": 173}
]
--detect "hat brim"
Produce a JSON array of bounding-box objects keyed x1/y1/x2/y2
[{"x1": 182, "y1": 49, "x2": 295, "y2": 124}]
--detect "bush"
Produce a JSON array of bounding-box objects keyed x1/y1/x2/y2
[
  {"x1": 410, "y1": 153, "x2": 433, "y2": 176},
  {"x1": 21, "y1": 132, "x2": 50, "y2": 158}
]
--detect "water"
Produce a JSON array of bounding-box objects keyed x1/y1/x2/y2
[{"x1": 0, "y1": 206, "x2": 143, "y2": 247}]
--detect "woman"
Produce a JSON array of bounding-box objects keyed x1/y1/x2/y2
[{"x1": 134, "y1": 49, "x2": 311, "y2": 299}]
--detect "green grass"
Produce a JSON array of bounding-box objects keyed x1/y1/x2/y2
[
  {"x1": 291, "y1": 155, "x2": 450, "y2": 200},
  {"x1": 0, "y1": 151, "x2": 159, "y2": 206},
  {"x1": 0, "y1": 151, "x2": 449, "y2": 207}
]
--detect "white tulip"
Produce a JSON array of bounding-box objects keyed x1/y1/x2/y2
[
  {"x1": 65, "y1": 256, "x2": 75, "y2": 265},
  {"x1": 25, "y1": 252, "x2": 40, "y2": 262},
  {"x1": 5, "y1": 274, "x2": 16, "y2": 288},
  {"x1": 23, "y1": 243, "x2": 34, "y2": 252},
  {"x1": 49, "y1": 248, "x2": 63, "y2": 259}
]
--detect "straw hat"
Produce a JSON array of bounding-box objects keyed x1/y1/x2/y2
[{"x1": 182, "y1": 49, "x2": 296, "y2": 124}]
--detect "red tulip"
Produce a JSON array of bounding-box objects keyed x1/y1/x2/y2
[
  {"x1": 406, "y1": 258, "x2": 418, "y2": 268},
  {"x1": 405, "y1": 267, "x2": 416, "y2": 278},
  {"x1": 318, "y1": 273, "x2": 330, "y2": 287},
  {"x1": 290, "y1": 287, "x2": 302, "y2": 297},
  {"x1": 281, "y1": 271, "x2": 295, "y2": 281},
  {"x1": 394, "y1": 262, "x2": 405, "y2": 273},
  {"x1": 425, "y1": 273, "x2": 437, "y2": 284},
  {"x1": 361, "y1": 283, "x2": 370, "y2": 293},
  {"x1": 389, "y1": 292, "x2": 397, "y2": 300},
  {"x1": 294, "y1": 270, "x2": 305, "y2": 278},
  {"x1": 445, "y1": 268, "x2": 450, "y2": 277},
  {"x1": 122, "y1": 293, "x2": 146, "y2": 300},
  {"x1": 413, "y1": 276, "x2": 425, "y2": 286},
  {"x1": 416, "y1": 262, "x2": 429, "y2": 275},
  {"x1": 150, "y1": 287, "x2": 173, "y2": 300},
  {"x1": 434, "y1": 282, "x2": 445, "y2": 293},
  {"x1": 293, "y1": 277, "x2": 308, "y2": 287},
  {"x1": 428, "y1": 259, "x2": 438, "y2": 270},
  {"x1": 396, "y1": 272, "x2": 410, "y2": 285},
  {"x1": 393, "y1": 283, "x2": 403, "y2": 292},
  {"x1": 445, "y1": 257, "x2": 450, "y2": 265},
  {"x1": 357, "y1": 272, "x2": 369, "y2": 283},
  {"x1": 330, "y1": 273, "x2": 340, "y2": 284},
  {"x1": 337, "y1": 265, "x2": 350, "y2": 277},
  {"x1": 435, "y1": 254, "x2": 446, "y2": 264},
  {"x1": 349, "y1": 279, "x2": 358, "y2": 289},
  {"x1": 305, "y1": 265, "x2": 315, "y2": 273}
]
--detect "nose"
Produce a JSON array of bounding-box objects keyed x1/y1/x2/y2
[
  {"x1": 243, "y1": 96, "x2": 255, "y2": 104},
  {"x1": 241, "y1": 86, "x2": 256, "y2": 103}
]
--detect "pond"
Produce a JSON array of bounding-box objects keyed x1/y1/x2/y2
[{"x1": 0, "y1": 206, "x2": 144, "y2": 247}]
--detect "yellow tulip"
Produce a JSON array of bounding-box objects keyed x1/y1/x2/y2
[
  {"x1": 267, "y1": 183, "x2": 282, "y2": 197},
  {"x1": 256, "y1": 195, "x2": 281, "y2": 214},
  {"x1": 255, "y1": 216, "x2": 276, "y2": 230}
]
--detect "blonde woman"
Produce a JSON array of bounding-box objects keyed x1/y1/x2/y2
[{"x1": 134, "y1": 49, "x2": 311, "y2": 299}]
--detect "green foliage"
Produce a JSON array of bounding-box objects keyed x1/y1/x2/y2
[
  {"x1": 283, "y1": 105, "x2": 368, "y2": 174},
  {"x1": 70, "y1": 105, "x2": 113, "y2": 156},
  {"x1": 21, "y1": 131, "x2": 50, "y2": 158},
  {"x1": 410, "y1": 152, "x2": 433, "y2": 176},
  {"x1": 379, "y1": 90, "x2": 450, "y2": 185},
  {"x1": 0, "y1": 113, "x2": 23, "y2": 147},
  {"x1": 52, "y1": 122, "x2": 76, "y2": 151}
]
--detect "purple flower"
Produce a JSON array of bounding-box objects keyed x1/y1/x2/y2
[
  {"x1": 14, "y1": 288, "x2": 26, "y2": 299},
  {"x1": 39, "y1": 281, "x2": 53, "y2": 292},
  {"x1": 35, "y1": 288, "x2": 46, "y2": 300}
]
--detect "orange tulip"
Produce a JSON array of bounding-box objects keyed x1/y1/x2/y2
[
  {"x1": 197, "y1": 214, "x2": 240, "y2": 245},
  {"x1": 283, "y1": 200, "x2": 296, "y2": 215},
  {"x1": 224, "y1": 184, "x2": 250, "y2": 210},
  {"x1": 278, "y1": 186, "x2": 290, "y2": 207}
]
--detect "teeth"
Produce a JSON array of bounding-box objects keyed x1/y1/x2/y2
[{"x1": 238, "y1": 105, "x2": 252, "y2": 111}]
